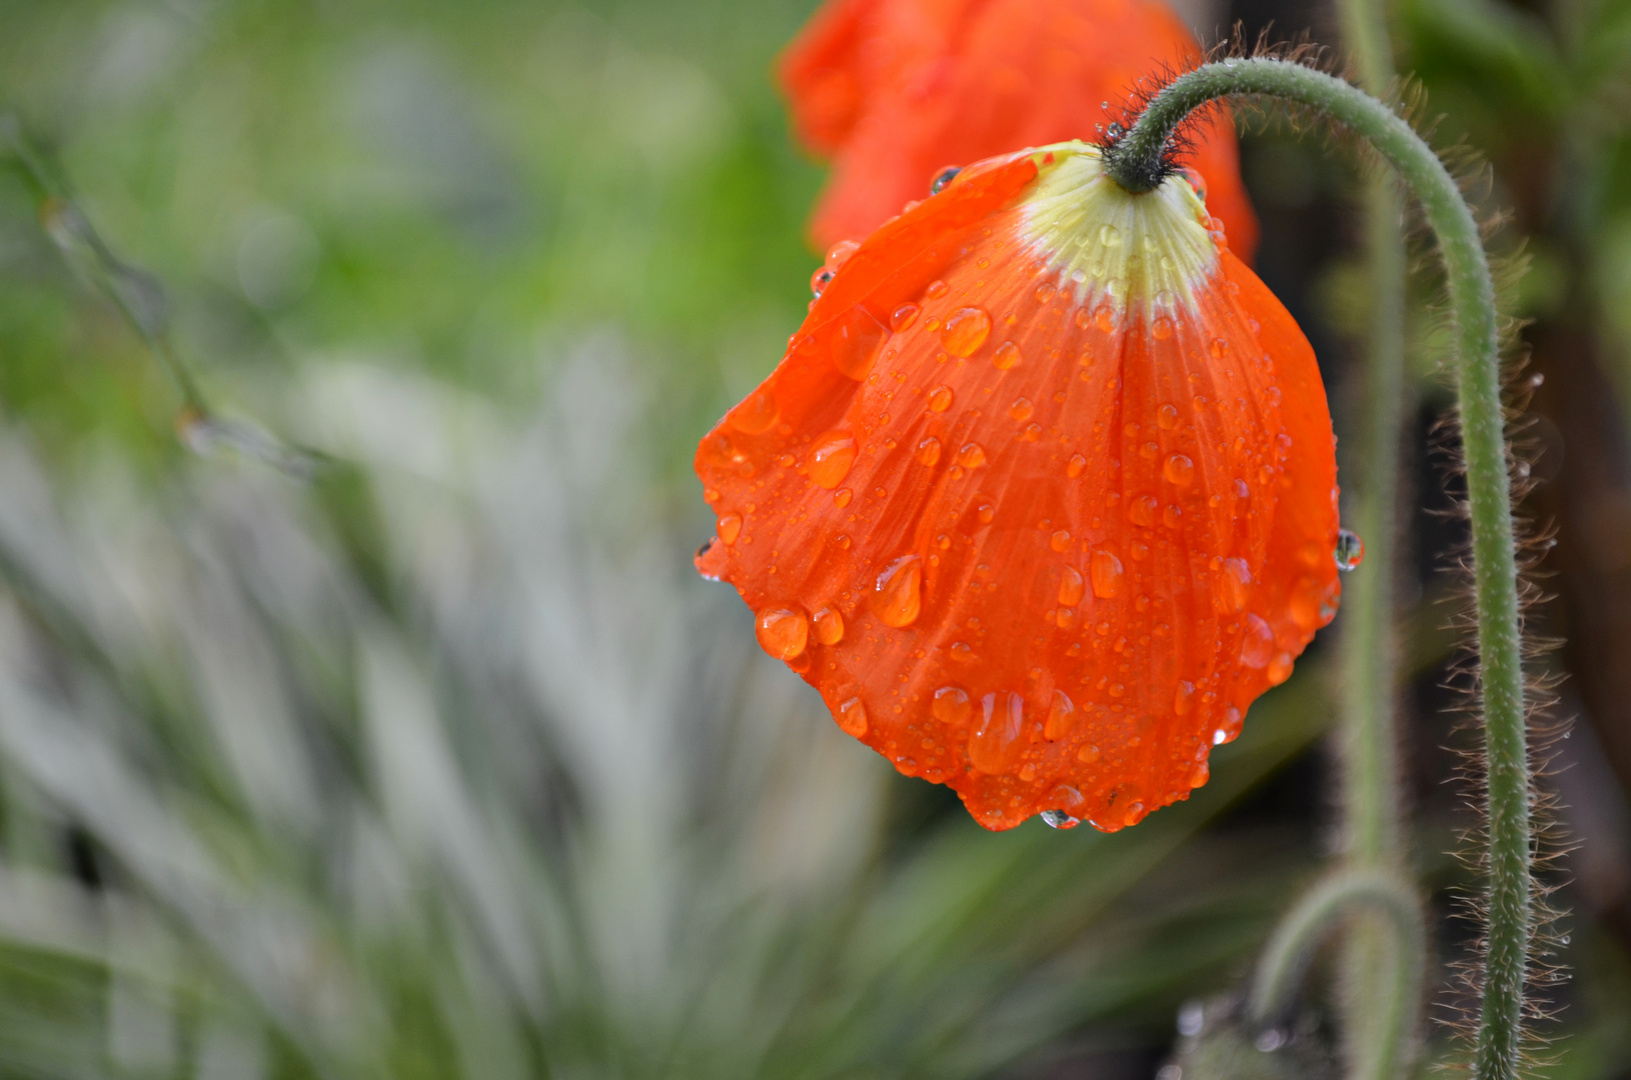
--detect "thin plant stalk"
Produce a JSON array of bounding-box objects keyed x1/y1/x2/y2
[
  {"x1": 1333, "y1": 0, "x2": 1420, "y2": 1074},
  {"x1": 1104, "y1": 59, "x2": 1527, "y2": 1080}
]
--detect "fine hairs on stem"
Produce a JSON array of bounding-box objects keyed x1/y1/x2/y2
[{"x1": 1102, "y1": 59, "x2": 1530, "y2": 1080}]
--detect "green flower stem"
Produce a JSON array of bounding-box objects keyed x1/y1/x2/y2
[
  {"x1": 1105, "y1": 59, "x2": 1527, "y2": 1080},
  {"x1": 1334, "y1": 0, "x2": 1417, "y2": 1075},
  {"x1": 1248, "y1": 867, "x2": 1425, "y2": 1080}
]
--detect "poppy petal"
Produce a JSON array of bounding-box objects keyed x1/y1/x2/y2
[
  {"x1": 777, "y1": 0, "x2": 1260, "y2": 263},
  {"x1": 696, "y1": 143, "x2": 1337, "y2": 832}
]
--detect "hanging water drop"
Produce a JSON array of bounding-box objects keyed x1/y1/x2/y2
[
  {"x1": 1335, "y1": 529, "x2": 1365, "y2": 571},
  {"x1": 1041, "y1": 809, "x2": 1080, "y2": 829}
]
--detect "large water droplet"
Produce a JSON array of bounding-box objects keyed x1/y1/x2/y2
[
  {"x1": 957, "y1": 442, "x2": 987, "y2": 469},
  {"x1": 831, "y1": 306, "x2": 890, "y2": 380},
  {"x1": 1091, "y1": 550, "x2": 1124, "y2": 598},
  {"x1": 1059, "y1": 566, "x2": 1086, "y2": 606},
  {"x1": 1044, "y1": 689, "x2": 1075, "y2": 739},
  {"x1": 1122, "y1": 801, "x2": 1147, "y2": 827},
  {"x1": 932, "y1": 685, "x2": 971, "y2": 725},
  {"x1": 1129, "y1": 495, "x2": 1158, "y2": 527},
  {"x1": 928, "y1": 385, "x2": 954, "y2": 412},
  {"x1": 891, "y1": 303, "x2": 920, "y2": 331},
  {"x1": 917, "y1": 437, "x2": 942, "y2": 466},
  {"x1": 808, "y1": 431, "x2": 858, "y2": 489},
  {"x1": 728, "y1": 388, "x2": 779, "y2": 434},
  {"x1": 1067, "y1": 454, "x2": 1087, "y2": 478},
  {"x1": 993, "y1": 341, "x2": 1022, "y2": 370},
  {"x1": 942, "y1": 307, "x2": 992, "y2": 357},
  {"x1": 813, "y1": 607, "x2": 845, "y2": 645},
  {"x1": 1174, "y1": 680, "x2": 1196, "y2": 715},
  {"x1": 718, "y1": 514, "x2": 743, "y2": 545},
  {"x1": 756, "y1": 608, "x2": 809, "y2": 660},
  {"x1": 1151, "y1": 316, "x2": 1174, "y2": 341},
  {"x1": 1267, "y1": 651, "x2": 1293, "y2": 685},
  {"x1": 837, "y1": 697, "x2": 869, "y2": 737},
  {"x1": 925, "y1": 279, "x2": 949, "y2": 300},
  {"x1": 1157, "y1": 404, "x2": 1179, "y2": 430},
  {"x1": 930, "y1": 166, "x2": 962, "y2": 194},
  {"x1": 1335, "y1": 529, "x2": 1365, "y2": 571},
  {"x1": 968, "y1": 692, "x2": 1024, "y2": 772},
  {"x1": 1163, "y1": 454, "x2": 1195, "y2": 486},
  {"x1": 1221, "y1": 557, "x2": 1251, "y2": 612},
  {"x1": 1240, "y1": 614, "x2": 1274, "y2": 668},
  {"x1": 1041, "y1": 809, "x2": 1079, "y2": 829},
  {"x1": 1098, "y1": 223, "x2": 1122, "y2": 247},
  {"x1": 1009, "y1": 397, "x2": 1034, "y2": 422},
  {"x1": 871, "y1": 554, "x2": 924, "y2": 627},
  {"x1": 811, "y1": 267, "x2": 834, "y2": 297}
]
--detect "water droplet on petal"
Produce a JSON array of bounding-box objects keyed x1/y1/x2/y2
[
  {"x1": 834, "y1": 488, "x2": 852, "y2": 507},
  {"x1": 728, "y1": 388, "x2": 779, "y2": 434},
  {"x1": 1067, "y1": 454, "x2": 1087, "y2": 478},
  {"x1": 1335, "y1": 529, "x2": 1365, "y2": 571},
  {"x1": 1059, "y1": 566, "x2": 1086, "y2": 606},
  {"x1": 1041, "y1": 809, "x2": 1079, "y2": 829},
  {"x1": 1098, "y1": 223, "x2": 1122, "y2": 247},
  {"x1": 1078, "y1": 743, "x2": 1101, "y2": 762},
  {"x1": 1009, "y1": 396, "x2": 1034, "y2": 421},
  {"x1": 957, "y1": 442, "x2": 987, "y2": 469},
  {"x1": 1240, "y1": 614, "x2": 1274, "y2": 668},
  {"x1": 719, "y1": 514, "x2": 743, "y2": 545},
  {"x1": 977, "y1": 504, "x2": 995, "y2": 524},
  {"x1": 1091, "y1": 550, "x2": 1124, "y2": 598},
  {"x1": 1163, "y1": 454, "x2": 1195, "y2": 486},
  {"x1": 1221, "y1": 557, "x2": 1251, "y2": 612},
  {"x1": 1152, "y1": 317, "x2": 1174, "y2": 341},
  {"x1": 1157, "y1": 404, "x2": 1179, "y2": 430},
  {"x1": 930, "y1": 166, "x2": 961, "y2": 194},
  {"x1": 928, "y1": 385, "x2": 954, "y2": 412},
  {"x1": 925, "y1": 280, "x2": 949, "y2": 300},
  {"x1": 932, "y1": 686, "x2": 971, "y2": 725},
  {"x1": 891, "y1": 303, "x2": 920, "y2": 331},
  {"x1": 756, "y1": 608, "x2": 809, "y2": 660},
  {"x1": 916, "y1": 437, "x2": 942, "y2": 466},
  {"x1": 827, "y1": 306, "x2": 890, "y2": 379},
  {"x1": 837, "y1": 697, "x2": 869, "y2": 737},
  {"x1": 1129, "y1": 495, "x2": 1157, "y2": 527},
  {"x1": 1174, "y1": 680, "x2": 1196, "y2": 715},
  {"x1": 968, "y1": 692, "x2": 1025, "y2": 772},
  {"x1": 808, "y1": 431, "x2": 858, "y2": 489},
  {"x1": 1045, "y1": 689, "x2": 1075, "y2": 739},
  {"x1": 871, "y1": 555, "x2": 924, "y2": 627},
  {"x1": 1051, "y1": 530, "x2": 1071, "y2": 552},
  {"x1": 1267, "y1": 651, "x2": 1294, "y2": 685},
  {"x1": 813, "y1": 607, "x2": 845, "y2": 645},
  {"x1": 993, "y1": 341, "x2": 1022, "y2": 370},
  {"x1": 943, "y1": 307, "x2": 992, "y2": 357}
]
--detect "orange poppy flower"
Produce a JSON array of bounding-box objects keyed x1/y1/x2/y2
[
  {"x1": 694, "y1": 142, "x2": 1339, "y2": 832},
  {"x1": 778, "y1": 0, "x2": 1259, "y2": 264}
]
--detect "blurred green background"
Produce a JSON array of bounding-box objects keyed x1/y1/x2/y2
[{"x1": 1, "y1": 0, "x2": 1631, "y2": 1077}]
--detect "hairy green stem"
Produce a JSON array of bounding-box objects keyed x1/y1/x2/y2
[{"x1": 1105, "y1": 59, "x2": 1527, "y2": 1079}]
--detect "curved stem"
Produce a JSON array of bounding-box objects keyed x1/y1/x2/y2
[
  {"x1": 1106, "y1": 59, "x2": 1527, "y2": 1079},
  {"x1": 1249, "y1": 869, "x2": 1426, "y2": 1080}
]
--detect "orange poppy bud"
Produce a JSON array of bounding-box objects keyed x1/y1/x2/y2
[
  {"x1": 778, "y1": 0, "x2": 1259, "y2": 264},
  {"x1": 695, "y1": 142, "x2": 1339, "y2": 832}
]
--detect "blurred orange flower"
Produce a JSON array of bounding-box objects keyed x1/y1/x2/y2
[
  {"x1": 779, "y1": 0, "x2": 1259, "y2": 263},
  {"x1": 695, "y1": 142, "x2": 1338, "y2": 832}
]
